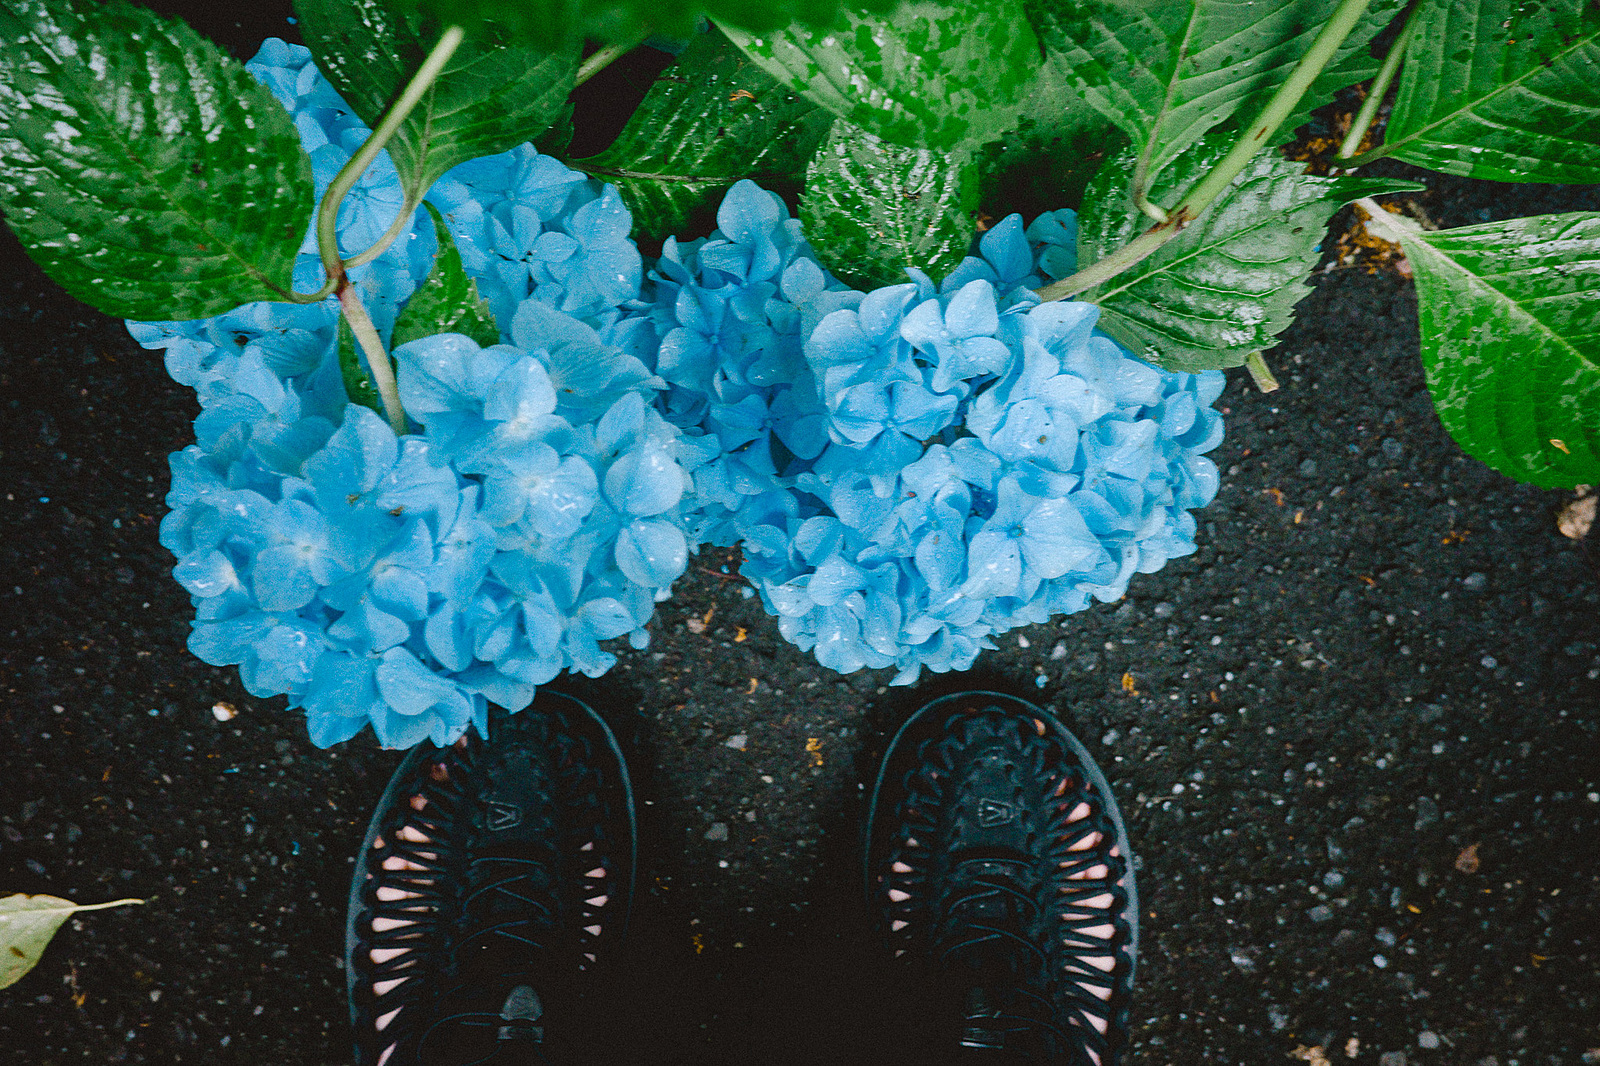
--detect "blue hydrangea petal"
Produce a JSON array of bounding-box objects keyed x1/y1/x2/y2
[
  {"x1": 252, "y1": 544, "x2": 321, "y2": 611},
  {"x1": 605, "y1": 442, "x2": 684, "y2": 518},
  {"x1": 979, "y1": 215, "x2": 1033, "y2": 290},
  {"x1": 457, "y1": 664, "x2": 538, "y2": 715},
  {"x1": 615, "y1": 518, "x2": 688, "y2": 587}
]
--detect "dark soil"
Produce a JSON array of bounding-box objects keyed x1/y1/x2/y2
[{"x1": 3, "y1": 7, "x2": 1599, "y2": 1066}]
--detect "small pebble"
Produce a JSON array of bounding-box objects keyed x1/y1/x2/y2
[
  {"x1": 1417, "y1": 1032, "x2": 1440, "y2": 1050},
  {"x1": 1414, "y1": 796, "x2": 1440, "y2": 831},
  {"x1": 1373, "y1": 954, "x2": 1389, "y2": 969},
  {"x1": 1307, "y1": 904, "x2": 1334, "y2": 923},
  {"x1": 1378, "y1": 1053, "x2": 1407, "y2": 1066},
  {"x1": 1462, "y1": 572, "x2": 1487, "y2": 591},
  {"x1": 724, "y1": 734, "x2": 748, "y2": 750},
  {"x1": 1480, "y1": 655, "x2": 1498, "y2": 669},
  {"x1": 211, "y1": 702, "x2": 238, "y2": 722},
  {"x1": 1267, "y1": 1005, "x2": 1289, "y2": 1031},
  {"x1": 1153, "y1": 602, "x2": 1176, "y2": 619},
  {"x1": 1298, "y1": 458, "x2": 1318, "y2": 477},
  {"x1": 704, "y1": 822, "x2": 729, "y2": 842},
  {"x1": 1050, "y1": 642, "x2": 1068, "y2": 661},
  {"x1": 1034, "y1": 674, "x2": 1048, "y2": 689},
  {"x1": 1381, "y1": 437, "x2": 1404, "y2": 459}
]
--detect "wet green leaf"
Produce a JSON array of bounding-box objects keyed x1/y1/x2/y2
[
  {"x1": 0, "y1": 894, "x2": 143, "y2": 990},
  {"x1": 801, "y1": 120, "x2": 978, "y2": 289},
  {"x1": 976, "y1": 51, "x2": 1129, "y2": 221},
  {"x1": 1378, "y1": 0, "x2": 1600, "y2": 184},
  {"x1": 397, "y1": 0, "x2": 895, "y2": 49},
  {"x1": 1365, "y1": 208, "x2": 1600, "y2": 487},
  {"x1": 0, "y1": 0, "x2": 313, "y2": 319},
  {"x1": 295, "y1": 0, "x2": 578, "y2": 205},
  {"x1": 576, "y1": 28, "x2": 832, "y2": 241},
  {"x1": 1077, "y1": 134, "x2": 1421, "y2": 372},
  {"x1": 1026, "y1": 0, "x2": 1403, "y2": 193},
  {"x1": 721, "y1": 0, "x2": 1041, "y2": 151},
  {"x1": 392, "y1": 202, "x2": 500, "y2": 348}
]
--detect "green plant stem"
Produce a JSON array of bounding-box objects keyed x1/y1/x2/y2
[
  {"x1": 1337, "y1": 4, "x2": 1420, "y2": 160},
  {"x1": 575, "y1": 30, "x2": 647, "y2": 87},
  {"x1": 1130, "y1": 148, "x2": 1169, "y2": 222},
  {"x1": 59, "y1": 898, "x2": 144, "y2": 912},
  {"x1": 1134, "y1": 188, "x2": 1170, "y2": 224},
  {"x1": 342, "y1": 195, "x2": 421, "y2": 270},
  {"x1": 1245, "y1": 351, "x2": 1280, "y2": 392},
  {"x1": 1036, "y1": 0, "x2": 1374, "y2": 303},
  {"x1": 315, "y1": 25, "x2": 465, "y2": 282},
  {"x1": 339, "y1": 284, "x2": 406, "y2": 434},
  {"x1": 284, "y1": 274, "x2": 341, "y2": 304}
]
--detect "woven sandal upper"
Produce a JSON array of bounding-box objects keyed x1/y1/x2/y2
[
  {"x1": 869, "y1": 702, "x2": 1136, "y2": 1066},
  {"x1": 348, "y1": 700, "x2": 633, "y2": 1066}
]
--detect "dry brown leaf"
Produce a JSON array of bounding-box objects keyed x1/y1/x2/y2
[
  {"x1": 1455, "y1": 842, "x2": 1481, "y2": 874},
  {"x1": 1288, "y1": 1046, "x2": 1331, "y2": 1066},
  {"x1": 1558, "y1": 492, "x2": 1596, "y2": 540}
]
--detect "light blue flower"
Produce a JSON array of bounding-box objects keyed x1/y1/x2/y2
[{"x1": 900, "y1": 281, "x2": 1017, "y2": 393}]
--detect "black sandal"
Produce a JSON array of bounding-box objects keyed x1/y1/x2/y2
[
  {"x1": 864, "y1": 692, "x2": 1138, "y2": 1065},
  {"x1": 346, "y1": 692, "x2": 635, "y2": 1066}
]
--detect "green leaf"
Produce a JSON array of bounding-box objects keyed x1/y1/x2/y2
[
  {"x1": 1362, "y1": 207, "x2": 1600, "y2": 488},
  {"x1": 720, "y1": 0, "x2": 1042, "y2": 151},
  {"x1": 392, "y1": 202, "x2": 500, "y2": 347},
  {"x1": 976, "y1": 51, "x2": 1129, "y2": 222},
  {"x1": 1077, "y1": 134, "x2": 1423, "y2": 372},
  {"x1": 294, "y1": 0, "x2": 578, "y2": 205},
  {"x1": 1375, "y1": 0, "x2": 1600, "y2": 184},
  {"x1": 800, "y1": 120, "x2": 977, "y2": 289},
  {"x1": 0, "y1": 894, "x2": 142, "y2": 990},
  {"x1": 399, "y1": 0, "x2": 897, "y2": 49},
  {"x1": 1026, "y1": 0, "x2": 1404, "y2": 196},
  {"x1": 0, "y1": 0, "x2": 313, "y2": 320},
  {"x1": 338, "y1": 315, "x2": 386, "y2": 415},
  {"x1": 576, "y1": 28, "x2": 832, "y2": 240}
]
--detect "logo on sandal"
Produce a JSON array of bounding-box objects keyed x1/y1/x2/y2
[
  {"x1": 977, "y1": 799, "x2": 1014, "y2": 827},
  {"x1": 487, "y1": 801, "x2": 523, "y2": 831}
]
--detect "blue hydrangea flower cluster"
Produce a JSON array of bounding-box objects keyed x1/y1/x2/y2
[
  {"x1": 618, "y1": 197, "x2": 1224, "y2": 684},
  {"x1": 130, "y1": 42, "x2": 690, "y2": 749},
  {"x1": 128, "y1": 42, "x2": 1224, "y2": 749}
]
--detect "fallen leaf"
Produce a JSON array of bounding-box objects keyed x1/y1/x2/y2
[
  {"x1": 805, "y1": 737, "x2": 824, "y2": 766},
  {"x1": 0, "y1": 894, "x2": 143, "y2": 989},
  {"x1": 1287, "y1": 1045, "x2": 1331, "y2": 1066},
  {"x1": 1558, "y1": 492, "x2": 1596, "y2": 540},
  {"x1": 1120, "y1": 672, "x2": 1139, "y2": 696},
  {"x1": 211, "y1": 701, "x2": 237, "y2": 722},
  {"x1": 1454, "y1": 842, "x2": 1481, "y2": 874}
]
